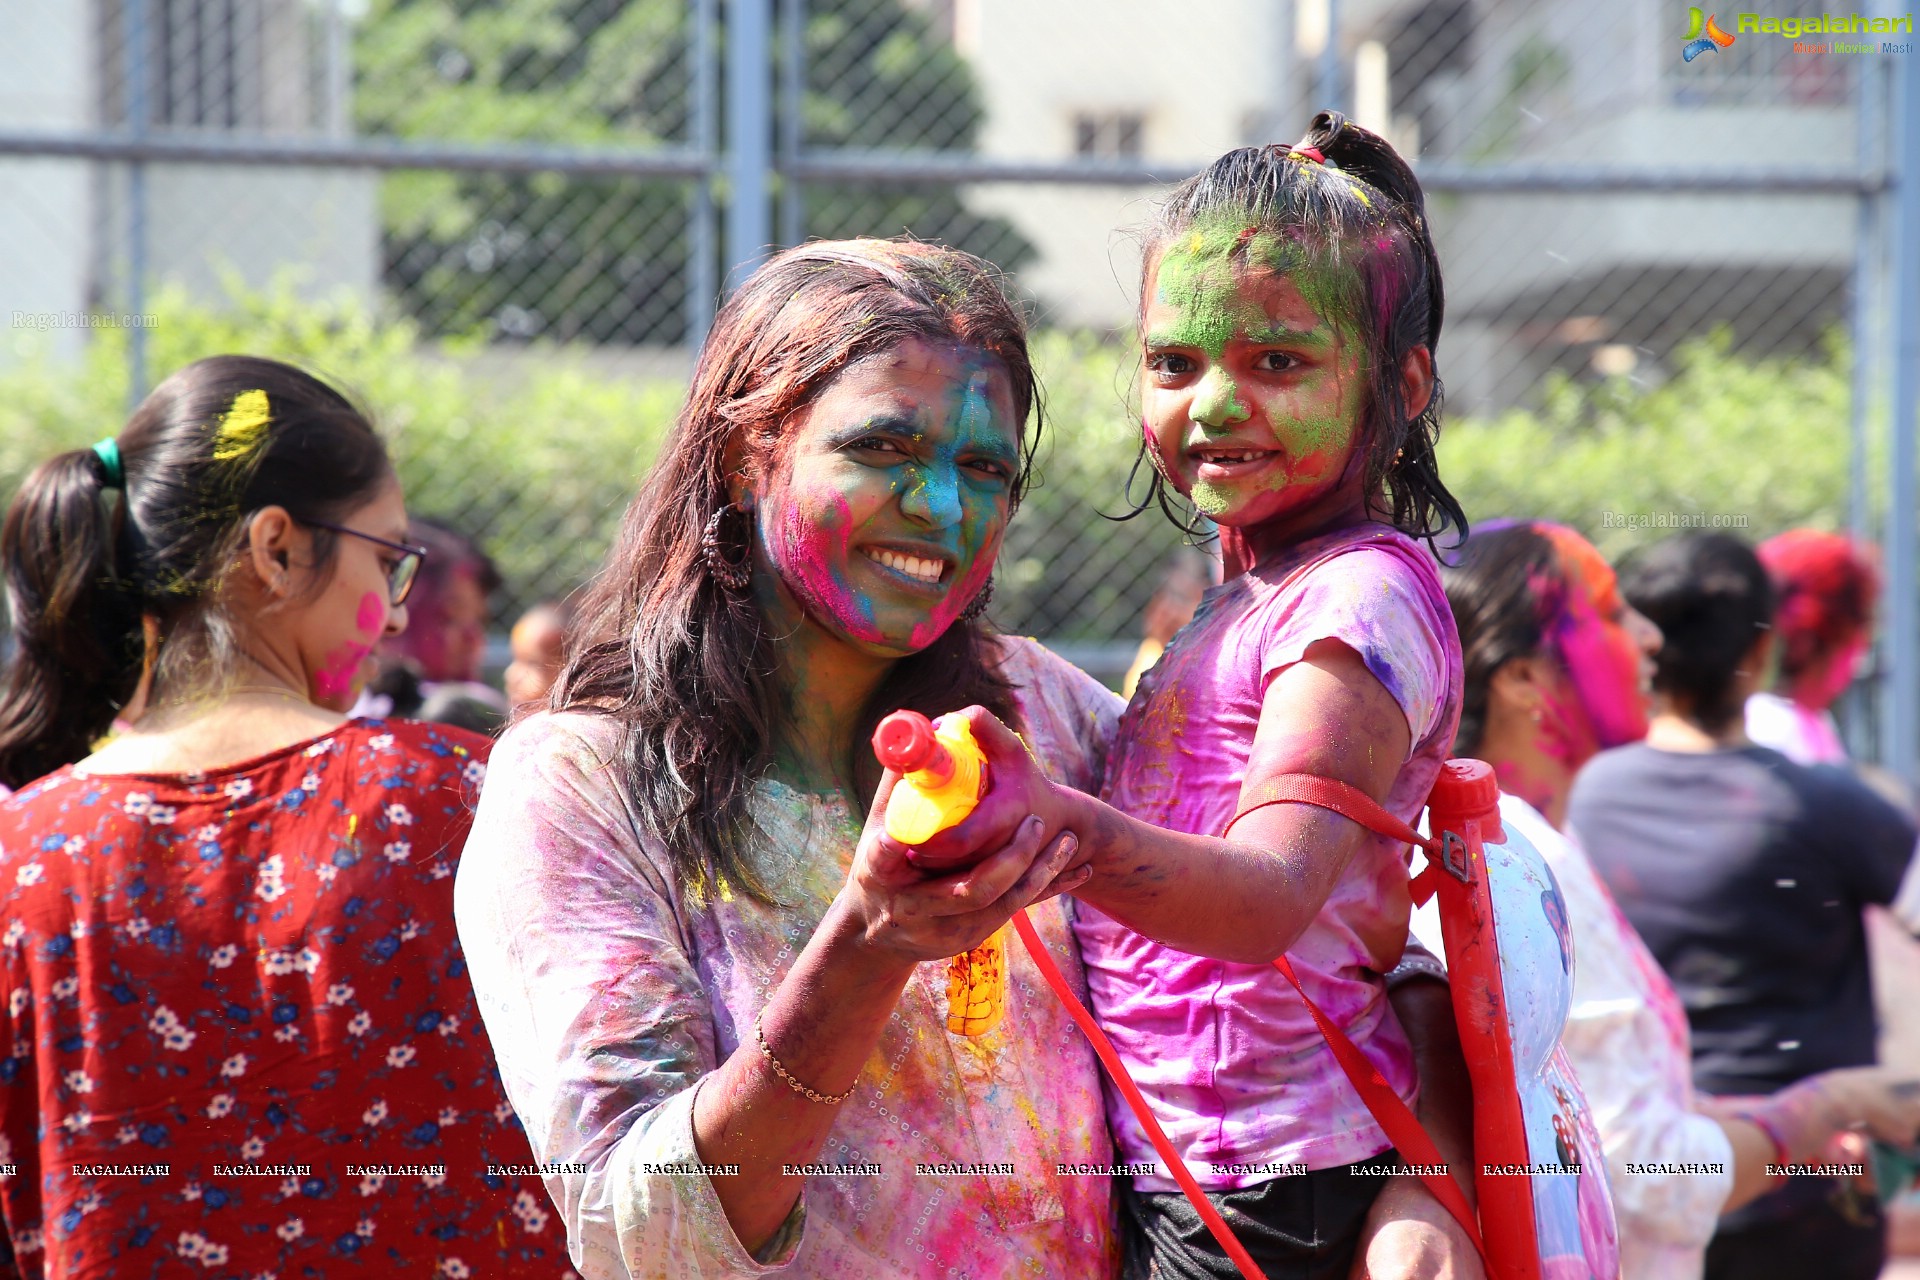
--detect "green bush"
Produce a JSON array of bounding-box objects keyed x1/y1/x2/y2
[
  {"x1": 0, "y1": 292, "x2": 1859, "y2": 641},
  {"x1": 1436, "y1": 329, "x2": 1857, "y2": 564},
  {"x1": 0, "y1": 281, "x2": 684, "y2": 621}
]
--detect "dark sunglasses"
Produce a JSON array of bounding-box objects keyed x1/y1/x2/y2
[{"x1": 301, "y1": 519, "x2": 430, "y2": 606}]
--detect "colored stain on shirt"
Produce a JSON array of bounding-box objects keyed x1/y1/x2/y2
[
  {"x1": 1075, "y1": 524, "x2": 1464, "y2": 1190},
  {"x1": 454, "y1": 637, "x2": 1128, "y2": 1277}
]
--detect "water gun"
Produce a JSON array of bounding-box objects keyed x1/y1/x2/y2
[{"x1": 872, "y1": 710, "x2": 1006, "y2": 1037}]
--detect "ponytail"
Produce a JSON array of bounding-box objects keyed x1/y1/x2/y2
[
  {"x1": 0, "y1": 355, "x2": 392, "y2": 790},
  {"x1": 0, "y1": 447, "x2": 145, "y2": 789},
  {"x1": 1295, "y1": 110, "x2": 1446, "y2": 352}
]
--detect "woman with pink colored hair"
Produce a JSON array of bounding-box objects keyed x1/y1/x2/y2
[{"x1": 1744, "y1": 528, "x2": 1879, "y2": 765}]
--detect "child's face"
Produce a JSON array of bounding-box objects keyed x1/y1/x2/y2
[
  {"x1": 750, "y1": 339, "x2": 1020, "y2": 659},
  {"x1": 1141, "y1": 234, "x2": 1368, "y2": 529}
]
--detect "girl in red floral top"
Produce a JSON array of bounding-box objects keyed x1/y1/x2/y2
[{"x1": 0, "y1": 356, "x2": 572, "y2": 1278}]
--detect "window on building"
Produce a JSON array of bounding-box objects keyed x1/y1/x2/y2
[
  {"x1": 1072, "y1": 111, "x2": 1146, "y2": 160},
  {"x1": 101, "y1": 0, "x2": 318, "y2": 131}
]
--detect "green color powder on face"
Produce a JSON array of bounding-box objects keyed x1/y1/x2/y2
[
  {"x1": 1271, "y1": 348, "x2": 1367, "y2": 456},
  {"x1": 1190, "y1": 480, "x2": 1235, "y2": 515},
  {"x1": 1148, "y1": 213, "x2": 1368, "y2": 359},
  {"x1": 1148, "y1": 216, "x2": 1276, "y2": 359}
]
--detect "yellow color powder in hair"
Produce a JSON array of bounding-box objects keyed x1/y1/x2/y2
[{"x1": 211, "y1": 389, "x2": 273, "y2": 462}]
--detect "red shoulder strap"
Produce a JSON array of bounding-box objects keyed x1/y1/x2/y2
[
  {"x1": 1228, "y1": 775, "x2": 1449, "y2": 907},
  {"x1": 1230, "y1": 775, "x2": 1487, "y2": 1261},
  {"x1": 1269, "y1": 955, "x2": 1485, "y2": 1257},
  {"x1": 1009, "y1": 910, "x2": 1268, "y2": 1280},
  {"x1": 1227, "y1": 773, "x2": 1436, "y2": 852}
]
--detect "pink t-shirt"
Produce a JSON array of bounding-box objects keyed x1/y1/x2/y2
[{"x1": 1073, "y1": 524, "x2": 1463, "y2": 1191}]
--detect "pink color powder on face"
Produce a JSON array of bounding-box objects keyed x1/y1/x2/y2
[
  {"x1": 1539, "y1": 526, "x2": 1648, "y2": 750},
  {"x1": 313, "y1": 645, "x2": 370, "y2": 700},
  {"x1": 1533, "y1": 682, "x2": 1601, "y2": 771},
  {"x1": 315, "y1": 592, "x2": 387, "y2": 701},
  {"x1": 908, "y1": 547, "x2": 992, "y2": 650},
  {"x1": 1798, "y1": 632, "x2": 1866, "y2": 711},
  {"x1": 769, "y1": 489, "x2": 884, "y2": 644}
]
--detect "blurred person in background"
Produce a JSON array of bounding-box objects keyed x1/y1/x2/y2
[
  {"x1": 1743, "y1": 530, "x2": 1920, "y2": 1254},
  {"x1": 504, "y1": 597, "x2": 573, "y2": 711},
  {"x1": 1435, "y1": 521, "x2": 1920, "y2": 1280},
  {"x1": 0, "y1": 356, "x2": 572, "y2": 1278},
  {"x1": 1119, "y1": 550, "x2": 1212, "y2": 700},
  {"x1": 358, "y1": 516, "x2": 509, "y2": 734},
  {"x1": 1745, "y1": 528, "x2": 1879, "y2": 767},
  {"x1": 1569, "y1": 532, "x2": 1920, "y2": 1280}
]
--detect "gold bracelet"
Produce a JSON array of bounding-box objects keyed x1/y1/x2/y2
[{"x1": 753, "y1": 1010, "x2": 856, "y2": 1105}]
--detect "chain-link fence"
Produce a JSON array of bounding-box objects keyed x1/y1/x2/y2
[{"x1": 1, "y1": 0, "x2": 1912, "y2": 700}]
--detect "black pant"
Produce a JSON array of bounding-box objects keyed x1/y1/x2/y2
[
  {"x1": 1119, "y1": 1155, "x2": 1393, "y2": 1280},
  {"x1": 1704, "y1": 1181, "x2": 1886, "y2": 1280}
]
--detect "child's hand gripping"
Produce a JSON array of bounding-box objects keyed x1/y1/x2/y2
[{"x1": 871, "y1": 708, "x2": 1089, "y2": 1035}]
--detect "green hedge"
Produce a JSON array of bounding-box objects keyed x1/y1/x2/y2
[
  {"x1": 1436, "y1": 329, "x2": 1859, "y2": 566},
  {"x1": 0, "y1": 287, "x2": 1859, "y2": 639}
]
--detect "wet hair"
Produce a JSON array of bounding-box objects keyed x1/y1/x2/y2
[
  {"x1": 1126, "y1": 110, "x2": 1465, "y2": 548},
  {"x1": 0, "y1": 355, "x2": 392, "y2": 789},
  {"x1": 556, "y1": 238, "x2": 1035, "y2": 906},
  {"x1": 1756, "y1": 529, "x2": 1877, "y2": 684},
  {"x1": 1439, "y1": 522, "x2": 1564, "y2": 754},
  {"x1": 1620, "y1": 533, "x2": 1774, "y2": 735}
]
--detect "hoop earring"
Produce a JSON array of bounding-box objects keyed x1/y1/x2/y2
[
  {"x1": 960, "y1": 577, "x2": 994, "y2": 622},
  {"x1": 702, "y1": 503, "x2": 753, "y2": 591}
]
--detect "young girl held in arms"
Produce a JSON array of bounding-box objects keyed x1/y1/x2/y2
[{"x1": 954, "y1": 113, "x2": 1473, "y2": 1277}]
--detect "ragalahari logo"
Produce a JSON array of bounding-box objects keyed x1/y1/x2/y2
[{"x1": 1683, "y1": 7, "x2": 1737, "y2": 59}]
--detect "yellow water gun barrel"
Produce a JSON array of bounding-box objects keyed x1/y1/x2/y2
[{"x1": 873, "y1": 710, "x2": 1006, "y2": 1036}]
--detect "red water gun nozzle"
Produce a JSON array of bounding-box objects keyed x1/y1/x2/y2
[{"x1": 873, "y1": 710, "x2": 953, "y2": 783}]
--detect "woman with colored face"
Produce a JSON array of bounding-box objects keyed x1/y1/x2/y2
[
  {"x1": 0, "y1": 356, "x2": 571, "y2": 1275},
  {"x1": 1447, "y1": 522, "x2": 1661, "y2": 829},
  {"x1": 1565, "y1": 533, "x2": 1920, "y2": 1280},
  {"x1": 356, "y1": 517, "x2": 510, "y2": 734},
  {"x1": 1437, "y1": 522, "x2": 1920, "y2": 1280},
  {"x1": 454, "y1": 240, "x2": 1128, "y2": 1278}
]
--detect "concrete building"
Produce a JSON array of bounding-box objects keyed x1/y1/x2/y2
[
  {"x1": 1, "y1": 0, "x2": 377, "y2": 371},
  {"x1": 950, "y1": 0, "x2": 1872, "y2": 411},
  {"x1": 956, "y1": 0, "x2": 1306, "y2": 329}
]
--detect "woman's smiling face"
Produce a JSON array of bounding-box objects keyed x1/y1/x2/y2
[{"x1": 751, "y1": 339, "x2": 1021, "y2": 659}]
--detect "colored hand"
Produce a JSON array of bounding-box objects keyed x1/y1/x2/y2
[
  {"x1": 839, "y1": 764, "x2": 1086, "y2": 973},
  {"x1": 1798, "y1": 1067, "x2": 1920, "y2": 1154},
  {"x1": 902, "y1": 706, "x2": 1085, "y2": 877}
]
